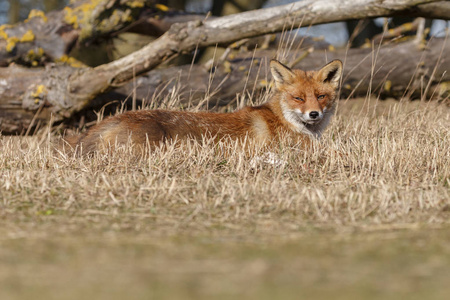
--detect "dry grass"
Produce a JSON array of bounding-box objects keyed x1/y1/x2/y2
[{"x1": 1, "y1": 96, "x2": 449, "y2": 299}]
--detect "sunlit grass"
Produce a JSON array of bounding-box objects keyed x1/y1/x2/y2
[{"x1": 1, "y1": 95, "x2": 449, "y2": 300}]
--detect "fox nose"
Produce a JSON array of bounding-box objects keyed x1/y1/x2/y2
[{"x1": 309, "y1": 111, "x2": 320, "y2": 119}]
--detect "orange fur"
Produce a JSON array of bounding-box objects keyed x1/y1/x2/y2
[{"x1": 67, "y1": 59, "x2": 343, "y2": 154}]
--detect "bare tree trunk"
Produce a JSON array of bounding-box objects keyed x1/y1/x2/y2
[
  {"x1": 44, "y1": 0, "x2": 63, "y2": 12},
  {"x1": 8, "y1": 0, "x2": 20, "y2": 24}
]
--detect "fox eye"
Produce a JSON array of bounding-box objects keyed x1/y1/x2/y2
[
  {"x1": 294, "y1": 96, "x2": 304, "y2": 102},
  {"x1": 317, "y1": 95, "x2": 325, "y2": 100}
]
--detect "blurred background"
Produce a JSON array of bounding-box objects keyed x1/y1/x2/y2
[
  {"x1": 1, "y1": 0, "x2": 448, "y2": 48},
  {"x1": 0, "y1": 0, "x2": 67, "y2": 24}
]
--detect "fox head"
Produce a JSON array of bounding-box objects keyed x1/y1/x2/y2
[{"x1": 270, "y1": 59, "x2": 343, "y2": 134}]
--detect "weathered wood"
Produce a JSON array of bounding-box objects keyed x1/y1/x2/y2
[
  {"x1": 0, "y1": 0, "x2": 169, "y2": 66},
  {"x1": 0, "y1": 0, "x2": 449, "y2": 134},
  {"x1": 97, "y1": 37, "x2": 450, "y2": 108},
  {"x1": 414, "y1": 1, "x2": 450, "y2": 19},
  {"x1": 3, "y1": 0, "x2": 447, "y2": 67},
  {"x1": 1, "y1": 37, "x2": 448, "y2": 134},
  {"x1": 76, "y1": 0, "x2": 447, "y2": 92}
]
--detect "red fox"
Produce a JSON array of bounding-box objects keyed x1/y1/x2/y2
[{"x1": 67, "y1": 59, "x2": 343, "y2": 153}]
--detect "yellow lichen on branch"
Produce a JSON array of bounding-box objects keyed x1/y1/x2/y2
[
  {"x1": 100, "y1": 9, "x2": 133, "y2": 29},
  {"x1": 31, "y1": 84, "x2": 47, "y2": 104},
  {"x1": 63, "y1": 0, "x2": 147, "y2": 41},
  {"x1": 64, "y1": 7, "x2": 79, "y2": 29},
  {"x1": 0, "y1": 24, "x2": 12, "y2": 40},
  {"x1": 384, "y1": 80, "x2": 392, "y2": 92},
  {"x1": 127, "y1": 1, "x2": 145, "y2": 8},
  {"x1": 26, "y1": 9, "x2": 48, "y2": 23},
  {"x1": 26, "y1": 48, "x2": 45, "y2": 66},
  {"x1": 155, "y1": 4, "x2": 169, "y2": 12},
  {"x1": 3, "y1": 30, "x2": 35, "y2": 52},
  {"x1": 64, "y1": 0, "x2": 106, "y2": 33},
  {"x1": 20, "y1": 30, "x2": 35, "y2": 43},
  {"x1": 6, "y1": 37, "x2": 19, "y2": 52},
  {"x1": 56, "y1": 55, "x2": 86, "y2": 68}
]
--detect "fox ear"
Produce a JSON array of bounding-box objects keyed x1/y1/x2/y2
[
  {"x1": 270, "y1": 59, "x2": 295, "y2": 87},
  {"x1": 316, "y1": 60, "x2": 343, "y2": 88}
]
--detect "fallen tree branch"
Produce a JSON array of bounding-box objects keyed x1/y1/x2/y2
[
  {"x1": 0, "y1": 0, "x2": 449, "y2": 134},
  {"x1": 0, "y1": 0, "x2": 178, "y2": 66},
  {"x1": 94, "y1": 37, "x2": 450, "y2": 109},
  {"x1": 1, "y1": 37, "x2": 448, "y2": 134}
]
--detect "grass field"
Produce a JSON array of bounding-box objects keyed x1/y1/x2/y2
[{"x1": 1, "y1": 97, "x2": 449, "y2": 299}]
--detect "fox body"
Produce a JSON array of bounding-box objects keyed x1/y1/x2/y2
[{"x1": 68, "y1": 59, "x2": 343, "y2": 153}]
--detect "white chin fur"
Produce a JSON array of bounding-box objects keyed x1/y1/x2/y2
[
  {"x1": 280, "y1": 103, "x2": 330, "y2": 138},
  {"x1": 281, "y1": 107, "x2": 315, "y2": 137},
  {"x1": 293, "y1": 109, "x2": 322, "y2": 125}
]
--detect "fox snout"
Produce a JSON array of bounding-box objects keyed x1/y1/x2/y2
[
  {"x1": 298, "y1": 109, "x2": 323, "y2": 124},
  {"x1": 309, "y1": 111, "x2": 320, "y2": 119}
]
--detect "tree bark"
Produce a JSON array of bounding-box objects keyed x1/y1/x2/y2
[
  {"x1": 0, "y1": 0, "x2": 449, "y2": 134},
  {"x1": 0, "y1": 0, "x2": 172, "y2": 66},
  {"x1": 7, "y1": 0, "x2": 20, "y2": 24},
  {"x1": 1, "y1": 37, "x2": 448, "y2": 134},
  {"x1": 90, "y1": 37, "x2": 450, "y2": 110},
  {"x1": 2, "y1": 0, "x2": 448, "y2": 66}
]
